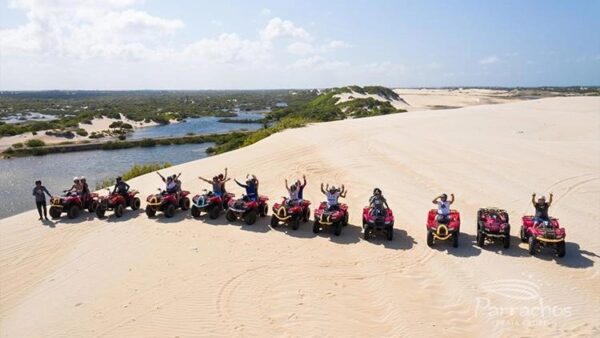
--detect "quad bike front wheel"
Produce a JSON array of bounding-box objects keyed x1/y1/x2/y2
[
  {"x1": 191, "y1": 205, "x2": 201, "y2": 218},
  {"x1": 363, "y1": 225, "x2": 372, "y2": 240},
  {"x1": 226, "y1": 209, "x2": 237, "y2": 222},
  {"x1": 313, "y1": 220, "x2": 320, "y2": 234},
  {"x1": 96, "y1": 207, "x2": 106, "y2": 218},
  {"x1": 386, "y1": 227, "x2": 394, "y2": 241},
  {"x1": 131, "y1": 197, "x2": 141, "y2": 210},
  {"x1": 303, "y1": 208, "x2": 310, "y2": 222},
  {"x1": 49, "y1": 207, "x2": 62, "y2": 219},
  {"x1": 520, "y1": 226, "x2": 528, "y2": 243},
  {"x1": 270, "y1": 215, "x2": 279, "y2": 228},
  {"x1": 260, "y1": 203, "x2": 268, "y2": 217},
  {"x1": 114, "y1": 204, "x2": 124, "y2": 218},
  {"x1": 528, "y1": 236, "x2": 537, "y2": 255},
  {"x1": 291, "y1": 216, "x2": 300, "y2": 230},
  {"x1": 164, "y1": 204, "x2": 176, "y2": 218},
  {"x1": 68, "y1": 205, "x2": 80, "y2": 219},
  {"x1": 88, "y1": 201, "x2": 98, "y2": 213},
  {"x1": 334, "y1": 221, "x2": 342, "y2": 236},
  {"x1": 208, "y1": 205, "x2": 220, "y2": 219},
  {"x1": 503, "y1": 233, "x2": 510, "y2": 249},
  {"x1": 145, "y1": 207, "x2": 156, "y2": 218},
  {"x1": 477, "y1": 232, "x2": 485, "y2": 247},
  {"x1": 245, "y1": 209, "x2": 258, "y2": 225}
]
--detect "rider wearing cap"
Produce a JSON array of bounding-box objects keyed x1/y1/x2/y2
[
  {"x1": 321, "y1": 183, "x2": 347, "y2": 210},
  {"x1": 432, "y1": 193, "x2": 454, "y2": 224}
]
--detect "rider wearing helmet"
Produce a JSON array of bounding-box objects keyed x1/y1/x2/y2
[
  {"x1": 70, "y1": 177, "x2": 83, "y2": 194},
  {"x1": 532, "y1": 193, "x2": 553, "y2": 227},
  {"x1": 321, "y1": 183, "x2": 347, "y2": 210},
  {"x1": 432, "y1": 193, "x2": 455, "y2": 224},
  {"x1": 112, "y1": 176, "x2": 130, "y2": 199},
  {"x1": 369, "y1": 188, "x2": 389, "y2": 213},
  {"x1": 235, "y1": 174, "x2": 259, "y2": 202}
]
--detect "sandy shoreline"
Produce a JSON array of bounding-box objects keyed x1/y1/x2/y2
[{"x1": 1, "y1": 97, "x2": 599, "y2": 337}]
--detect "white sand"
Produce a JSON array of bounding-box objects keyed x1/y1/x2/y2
[
  {"x1": 334, "y1": 91, "x2": 411, "y2": 110},
  {"x1": 394, "y1": 88, "x2": 518, "y2": 110},
  {"x1": 1, "y1": 97, "x2": 599, "y2": 337}
]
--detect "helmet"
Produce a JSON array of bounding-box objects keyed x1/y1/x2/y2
[
  {"x1": 373, "y1": 188, "x2": 382, "y2": 195},
  {"x1": 80, "y1": 176, "x2": 86, "y2": 180},
  {"x1": 116, "y1": 176, "x2": 122, "y2": 182},
  {"x1": 73, "y1": 176, "x2": 80, "y2": 182}
]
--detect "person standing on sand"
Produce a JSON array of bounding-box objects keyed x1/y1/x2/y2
[{"x1": 33, "y1": 180, "x2": 51, "y2": 221}]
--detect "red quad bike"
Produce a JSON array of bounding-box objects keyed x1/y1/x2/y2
[
  {"x1": 95, "y1": 189, "x2": 141, "y2": 218},
  {"x1": 49, "y1": 190, "x2": 99, "y2": 219},
  {"x1": 145, "y1": 189, "x2": 191, "y2": 218},
  {"x1": 521, "y1": 216, "x2": 566, "y2": 257},
  {"x1": 476, "y1": 208, "x2": 511, "y2": 249},
  {"x1": 226, "y1": 195, "x2": 269, "y2": 225},
  {"x1": 426, "y1": 209, "x2": 461, "y2": 248},
  {"x1": 313, "y1": 202, "x2": 349, "y2": 236},
  {"x1": 191, "y1": 190, "x2": 235, "y2": 219},
  {"x1": 362, "y1": 206, "x2": 395, "y2": 241},
  {"x1": 270, "y1": 198, "x2": 311, "y2": 230}
]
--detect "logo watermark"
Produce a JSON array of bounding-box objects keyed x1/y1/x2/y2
[{"x1": 475, "y1": 277, "x2": 573, "y2": 327}]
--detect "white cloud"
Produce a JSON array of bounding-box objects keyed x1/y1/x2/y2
[
  {"x1": 290, "y1": 55, "x2": 349, "y2": 71},
  {"x1": 478, "y1": 55, "x2": 501, "y2": 65},
  {"x1": 365, "y1": 61, "x2": 406, "y2": 74},
  {"x1": 259, "y1": 8, "x2": 272, "y2": 17},
  {"x1": 181, "y1": 33, "x2": 270, "y2": 65},
  {"x1": 322, "y1": 40, "x2": 351, "y2": 51},
  {"x1": 287, "y1": 41, "x2": 314, "y2": 55},
  {"x1": 260, "y1": 17, "x2": 312, "y2": 41}
]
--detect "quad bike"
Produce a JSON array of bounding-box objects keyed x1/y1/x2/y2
[
  {"x1": 521, "y1": 216, "x2": 566, "y2": 257},
  {"x1": 476, "y1": 208, "x2": 510, "y2": 249},
  {"x1": 191, "y1": 190, "x2": 235, "y2": 219},
  {"x1": 95, "y1": 189, "x2": 141, "y2": 218},
  {"x1": 145, "y1": 189, "x2": 190, "y2": 218},
  {"x1": 270, "y1": 198, "x2": 311, "y2": 230},
  {"x1": 426, "y1": 209, "x2": 461, "y2": 248},
  {"x1": 362, "y1": 206, "x2": 394, "y2": 241},
  {"x1": 313, "y1": 202, "x2": 349, "y2": 236},
  {"x1": 225, "y1": 195, "x2": 269, "y2": 225},
  {"x1": 49, "y1": 190, "x2": 98, "y2": 219}
]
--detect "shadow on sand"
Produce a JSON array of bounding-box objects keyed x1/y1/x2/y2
[
  {"x1": 429, "y1": 232, "x2": 482, "y2": 257},
  {"x1": 364, "y1": 228, "x2": 417, "y2": 250}
]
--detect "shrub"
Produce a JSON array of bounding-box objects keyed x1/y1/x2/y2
[
  {"x1": 109, "y1": 121, "x2": 123, "y2": 129},
  {"x1": 76, "y1": 128, "x2": 89, "y2": 136},
  {"x1": 118, "y1": 134, "x2": 127, "y2": 141},
  {"x1": 12, "y1": 142, "x2": 24, "y2": 149},
  {"x1": 25, "y1": 139, "x2": 46, "y2": 147}
]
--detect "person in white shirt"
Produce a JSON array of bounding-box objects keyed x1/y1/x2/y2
[
  {"x1": 321, "y1": 183, "x2": 347, "y2": 210},
  {"x1": 432, "y1": 193, "x2": 454, "y2": 224},
  {"x1": 285, "y1": 179, "x2": 300, "y2": 205}
]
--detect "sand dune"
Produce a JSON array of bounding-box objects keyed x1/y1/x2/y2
[{"x1": 1, "y1": 97, "x2": 599, "y2": 337}]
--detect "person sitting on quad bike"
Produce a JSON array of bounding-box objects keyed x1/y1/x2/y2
[
  {"x1": 69, "y1": 177, "x2": 83, "y2": 195},
  {"x1": 321, "y1": 183, "x2": 347, "y2": 211},
  {"x1": 369, "y1": 188, "x2": 389, "y2": 215},
  {"x1": 172, "y1": 173, "x2": 182, "y2": 192},
  {"x1": 532, "y1": 193, "x2": 553, "y2": 227},
  {"x1": 235, "y1": 175, "x2": 259, "y2": 201},
  {"x1": 199, "y1": 175, "x2": 230, "y2": 197},
  {"x1": 218, "y1": 168, "x2": 229, "y2": 194},
  {"x1": 285, "y1": 179, "x2": 300, "y2": 205},
  {"x1": 295, "y1": 175, "x2": 307, "y2": 200},
  {"x1": 432, "y1": 193, "x2": 454, "y2": 224},
  {"x1": 80, "y1": 176, "x2": 90, "y2": 204},
  {"x1": 112, "y1": 176, "x2": 130, "y2": 200}
]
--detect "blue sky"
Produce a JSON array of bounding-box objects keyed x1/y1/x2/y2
[{"x1": 0, "y1": 0, "x2": 598, "y2": 89}]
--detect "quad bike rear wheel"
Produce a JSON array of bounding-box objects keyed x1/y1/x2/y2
[
  {"x1": 363, "y1": 225, "x2": 372, "y2": 240},
  {"x1": 164, "y1": 204, "x2": 176, "y2": 218},
  {"x1": 270, "y1": 215, "x2": 279, "y2": 228},
  {"x1": 520, "y1": 226, "x2": 528, "y2": 243},
  {"x1": 114, "y1": 204, "x2": 124, "y2": 218},
  {"x1": 68, "y1": 205, "x2": 80, "y2": 219},
  {"x1": 145, "y1": 207, "x2": 156, "y2": 217},
  {"x1": 528, "y1": 236, "x2": 537, "y2": 255},
  {"x1": 180, "y1": 197, "x2": 191, "y2": 211},
  {"x1": 313, "y1": 220, "x2": 320, "y2": 234},
  {"x1": 303, "y1": 208, "x2": 310, "y2": 222},
  {"x1": 96, "y1": 207, "x2": 106, "y2": 218},
  {"x1": 49, "y1": 207, "x2": 62, "y2": 219},
  {"x1": 334, "y1": 221, "x2": 342, "y2": 236},
  {"x1": 427, "y1": 231, "x2": 434, "y2": 247},
  {"x1": 88, "y1": 201, "x2": 98, "y2": 213},
  {"x1": 245, "y1": 209, "x2": 257, "y2": 225},
  {"x1": 503, "y1": 233, "x2": 510, "y2": 249},
  {"x1": 226, "y1": 209, "x2": 236, "y2": 222},
  {"x1": 131, "y1": 197, "x2": 141, "y2": 210},
  {"x1": 557, "y1": 241, "x2": 566, "y2": 258},
  {"x1": 259, "y1": 203, "x2": 268, "y2": 217},
  {"x1": 208, "y1": 205, "x2": 220, "y2": 219},
  {"x1": 191, "y1": 205, "x2": 201, "y2": 218}
]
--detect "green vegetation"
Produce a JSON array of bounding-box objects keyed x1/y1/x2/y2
[
  {"x1": 25, "y1": 139, "x2": 45, "y2": 147},
  {"x1": 75, "y1": 128, "x2": 88, "y2": 136},
  {"x1": 11, "y1": 142, "x2": 23, "y2": 148},
  {"x1": 95, "y1": 162, "x2": 172, "y2": 190}
]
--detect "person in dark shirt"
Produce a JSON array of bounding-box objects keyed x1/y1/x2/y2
[
  {"x1": 235, "y1": 175, "x2": 259, "y2": 201},
  {"x1": 80, "y1": 176, "x2": 90, "y2": 206},
  {"x1": 369, "y1": 188, "x2": 389, "y2": 215},
  {"x1": 33, "y1": 180, "x2": 52, "y2": 221},
  {"x1": 532, "y1": 193, "x2": 553, "y2": 226},
  {"x1": 112, "y1": 177, "x2": 130, "y2": 199}
]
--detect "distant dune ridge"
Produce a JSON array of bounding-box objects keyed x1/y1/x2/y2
[{"x1": 1, "y1": 96, "x2": 599, "y2": 337}]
